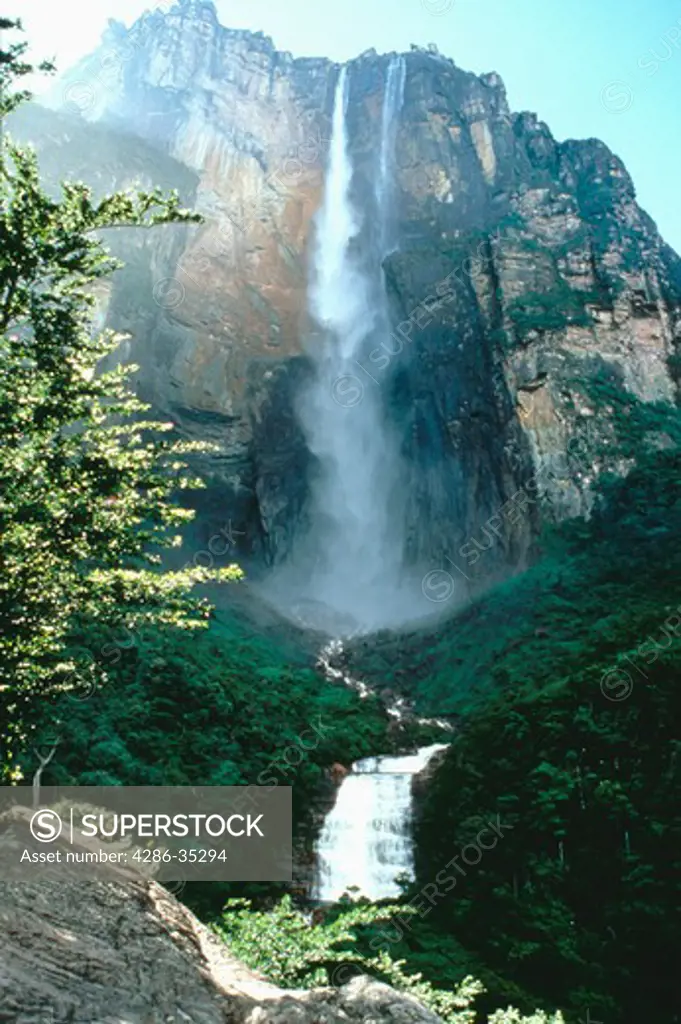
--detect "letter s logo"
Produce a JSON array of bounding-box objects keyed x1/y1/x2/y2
[{"x1": 30, "y1": 809, "x2": 62, "y2": 843}]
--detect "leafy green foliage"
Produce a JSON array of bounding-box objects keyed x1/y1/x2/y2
[
  {"x1": 350, "y1": 382, "x2": 681, "y2": 717},
  {"x1": 2, "y1": 21, "x2": 677, "y2": 1024},
  {"x1": 27, "y1": 610, "x2": 394, "y2": 913},
  {"x1": 362, "y1": 899, "x2": 553, "y2": 1020},
  {"x1": 337, "y1": 382, "x2": 681, "y2": 1023},
  {"x1": 0, "y1": 22, "x2": 238, "y2": 779},
  {"x1": 0, "y1": 16, "x2": 53, "y2": 118},
  {"x1": 214, "y1": 895, "x2": 564, "y2": 1023},
  {"x1": 399, "y1": 446, "x2": 681, "y2": 1024},
  {"x1": 31, "y1": 613, "x2": 391, "y2": 795}
]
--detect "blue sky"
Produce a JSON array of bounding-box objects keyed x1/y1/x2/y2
[{"x1": 17, "y1": 0, "x2": 681, "y2": 252}]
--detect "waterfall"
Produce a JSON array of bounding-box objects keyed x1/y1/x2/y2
[
  {"x1": 313, "y1": 743, "x2": 448, "y2": 902},
  {"x1": 377, "y1": 55, "x2": 406, "y2": 255},
  {"x1": 266, "y1": 58, "x2": 418, "y2": 634}
]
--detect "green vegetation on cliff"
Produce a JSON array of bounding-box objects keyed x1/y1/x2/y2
[
  {"x1": 507, "y1": 284, "x2": 594, "y2": 340},
  {"x1": 350, "y1": 393, "x2": 681, "y2": 1024},
  {"x1": 3, "y1": 21, "x2": 679, "y2": 1024}
]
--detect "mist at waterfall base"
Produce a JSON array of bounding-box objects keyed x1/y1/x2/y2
[
  {"x1": 262, "y1": 60, "x2": 463, "y2": 636},
  {"x1": 313, "y1": 744, "x2": 448, "y2": 902}
]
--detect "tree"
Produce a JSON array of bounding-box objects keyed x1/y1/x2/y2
[
  {"x1": 0, "y1": 15, "x2": 53, "y2": 119},
  {"x1": 0, "y1": 19, "x2": 239, "y2": 780},
  {"x1": 214, "y1": 895, "x2": 565, "y2": 1023}
]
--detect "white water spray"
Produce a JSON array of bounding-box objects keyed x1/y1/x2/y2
[
  {"x1": 266, "y1": 59, "x2": 418, "y2": 633},
  {"x1": 313, "y1": 743, "x2": 448, "y2": 902},
  {"x1": 377, "y1": 55, "x2": 406, "y2": 255}
]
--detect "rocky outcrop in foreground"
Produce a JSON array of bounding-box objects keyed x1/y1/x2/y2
[{"x1": 0, "y1": 875, "x2": 442, "y2": 1024}]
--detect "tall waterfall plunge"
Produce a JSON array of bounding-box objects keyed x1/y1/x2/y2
[
  {"x1": 313, "y1": 744, "x2": 448, "y2": 902},
  {"x1": 266, "y1": 58, "x2": 424, "y2": 634},
  {"x1": 377, "y1": 56, "x2": 406, "y2": 256}
]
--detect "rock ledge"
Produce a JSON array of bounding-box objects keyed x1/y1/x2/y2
[{"x1": 0, "y1": 874, "x2": 443, "y2": 1023}]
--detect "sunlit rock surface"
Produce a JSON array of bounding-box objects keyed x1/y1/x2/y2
[
  {"x1": 0, "y1": 870, "x2": 444, "y2": 1022},
  {"x1": 11, "y1": 0, "x2": 681, "y2": 599}
]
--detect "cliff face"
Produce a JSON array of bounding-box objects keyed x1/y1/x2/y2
[{"x1": 12, "y1": 0, "x2": 681, "y2": 584}]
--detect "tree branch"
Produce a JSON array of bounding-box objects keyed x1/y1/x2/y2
[{"x1": 32, "y1": 739, "x2": 60, "y2": 807}]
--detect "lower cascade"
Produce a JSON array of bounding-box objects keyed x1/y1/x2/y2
[{"x1": 313, "y1": 743, "x2": 448, "y2": 902}]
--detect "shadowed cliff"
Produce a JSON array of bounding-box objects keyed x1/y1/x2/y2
[{"x1": 10, "y1": 0, "x2": 681, "y2": 612}]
